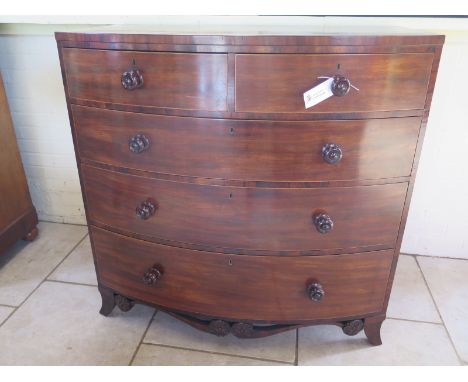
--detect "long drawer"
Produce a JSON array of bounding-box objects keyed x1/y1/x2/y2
[
  {"x1": 92, "y1": 226, "x2": 393, "y2": 321},
  {"x1": 62, "y1": 48, "x2": 228, "y2": 111},
  {"x1": 235, "y1": 53, "x2": 433, "y2": 113},
  {"x1": 82, "y1": 164, "x2": 407, "y2": 253},
  {"x1": 73, "y1": 105, "x2": 421, "y2": 182}
]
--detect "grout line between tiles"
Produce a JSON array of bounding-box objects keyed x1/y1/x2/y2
[
  {"x1": 415, "y1": 256, "x2": 465, "y2": 366},
  {"x1": 45, "y1": 279, "x2": 97, "y2": 288},
  {"x1": 44, "y1": 234, "x2": 90, "y2": 281},
  {"x1": 401, "y1": 252, "x2": 468, "y2": 262},
  {"x1": 38, "y1": 220, "x2": 87, "y2": 228},
  {"x1": 0, "y1": 303, "x2": 17, "y2": 309},
  {"x1": 386, "y1": 317, "x2": 443, "y2": 325},
  {"x1": 0, "y1": 233, "x2": 89, "y2": 330},
  {"x1": 138, "y1": 342, "x2": 295, "y2": 365},
  {"x1": 129, "y1": 309, "x2": 159, "y2": 366}
]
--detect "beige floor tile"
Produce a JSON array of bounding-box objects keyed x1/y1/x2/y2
[
  {"x1": 0, "y1": 306, "x2": 14, "y2": 326},
  {"x1": 298, "y1": 319, "x2": 459, "y2": 365},
  {"x1": 0, "y1": 222, "x2": 88, "y2": 306},
  {"x1": 418, "y1": 256, "x2": 468, "y2": 363},
  {"x1": 387, "y1": 255, "x2": 441, "y2": 323},
  {"x1": 0, "y1": 281, "x2": 154, "y2": 365},
  {"x1": 132, "y1": 344, "x2": 287, "y2": 366},
  {"x1": 144, "y1": 312, "x2": 296, "y2": 363},
  {"x1": 48, "y1": 236, "x2": 97, "y2": 286}
]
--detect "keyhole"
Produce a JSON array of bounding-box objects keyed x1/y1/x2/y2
[
  {"x1": 229, "y1": 127, "x2": 235, "y2": 135},
  {"x1": 337, "y1": 63, "x2": 341, "y2": 70},
  {"x1": 229, "y1": 193, "x2": 233, "y2": 199},
  {"x1": 132, "y1": 58, "x2": 136, "y2": 66},
  {"x1": 228, "y1": 258, "x2": 233, "y2": 266}
]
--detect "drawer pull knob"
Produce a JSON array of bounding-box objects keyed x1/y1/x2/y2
[
  {"x1": 143, "y1": 265, "x2": 163, "y2": 286},
  {"x1": 331, "y1": 75, "x2": 351, "y2": 97},
  {"x1": 136, "y1": 199, "x2": 158, "y2": 220},
  {"x1": 121, "y1": 67, "x2": 144, "y2": 90},
  {"x1": 307, "y1": 282, "x2": 325, "y2": 302},
  {"x1": 129, "y1": 134, "x2": 150, "y2": 154},
  {"x1": 322, "y1": 143, "x2": 343, "y2": 164},
  {"x1": 314, "y1": 213, "x2": 334, "y2": 234}
]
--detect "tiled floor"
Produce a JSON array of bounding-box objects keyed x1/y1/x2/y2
[{"x1": 0, "y1": 222, "x2": 466, "y2": 366}]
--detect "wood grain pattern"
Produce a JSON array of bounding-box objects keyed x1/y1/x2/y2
[
  {"x1": 70, "y1": 97, "x2": 426, "y2": 121},
  {"x1": 235, "y1": 53, "x2": 433, "y2": 113},
  {"x1": 62, "y1": 48, "x2": 228, "y2": 111},
  {"x1": 80, "y1": 160, "x2": 412, "y2": 189},
  {"x1": 55, "y1": 32, "x2": 444, "y2": 47},
  {"x1": 73, "y1": 105, "x2": 421, "y2": 182},
  {"x1": 58, "y1": 40, "x2": 440, "y2": 60},
  {"x1": 92, "y1": 226, "x2": 394, "y2": 321},
  {"x1": 0, "y1": 72, "x2": 38, "y2": 254},
  {"x1": 82, "y1": 164, "x2": 407, "y2": 253}
]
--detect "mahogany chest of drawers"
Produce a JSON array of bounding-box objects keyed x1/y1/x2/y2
[{"x1": 56, "y1": 31, "x2": 443, "y2": 344}]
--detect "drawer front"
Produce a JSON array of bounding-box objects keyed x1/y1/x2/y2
[
  {"x1": 235, "y1": 53, "x2": 433, "y2": 113},
  {"x1": 73, "y1": 105, "x2": 421, "y2": 181},
  {"x1": 92, "y1": 227, "x2": 393, "y2": 321},
  {"x1": 82, "y1": 165, "x2": 407, "y2": 253},
  {"x1": 62, "y1": 48, "x2": 228, "y2": 111}
]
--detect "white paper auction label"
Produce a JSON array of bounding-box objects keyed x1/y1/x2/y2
[{"x1": 303, "y1": 78, "x2": 334, "y2": 109}]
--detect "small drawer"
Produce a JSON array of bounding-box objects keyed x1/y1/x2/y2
[
  {"x1": 235, "y1": 53, "x2": 433, "y2": 113},
  {"x1": 73, "y1": 105, "x2": 421, "y2": 182},
  {"x1": 82, "y1": 165, "x2": 407, "y2": 253},
  {"x1": 92, "y1": 226, "x2": 393, "y2": 321},
  {"x1": 62, "y1": 48, "x2": 228, "y2": 111}
]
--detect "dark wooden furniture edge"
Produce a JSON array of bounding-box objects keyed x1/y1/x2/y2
[
  {"x1": 57, "y1": 42, "x2": 442, "y2": 58},
  {"x1": 381, "y1": 45, "x2": 444, "y2": 311},
  {"x1": 0, "y1": 207, "x2": 38, "y2": 254},
  {"x1": 54, "y1": 32, "x2": 444, "y2": 47},
  {"x1": 56, "y1": 40, "x2": 102, "y2": 281},
  {"x1": 70, "y1": 98, "x2": 427, "y2": 121},
  {"x1": 82, "y1": 159, "x2": 411, "y2": 189},
  {"x1": 98, "y1": 283, "x2": 385, "y2": 344},
  {"x1": 89, "y1": 220, "x2": 397, "y2": 257}
]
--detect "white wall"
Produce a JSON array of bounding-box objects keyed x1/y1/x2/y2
[
  {"x1": 0, "y1": 16, "x2": 467, "y2": 258},
  {"x1": 401, "y1": 34, "x2": 468, "y2": 259},
  {"x1": 0, "y1": 33, "x2": 85, "y2": 224}
]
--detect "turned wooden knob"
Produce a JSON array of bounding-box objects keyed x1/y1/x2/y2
[
  {"x1": 314, "y1": 213, "x2": 334, "y2": 234},
  {"x1": 136, "y1": 198, "x2": 157, "y2": 220},
  {"x1": 307, "y1": 282, "x2": 325, "y2": 302},
  {"x1": 322, "y1": 143, "x2": 343, "y2": 164},
  {"x1": 342, "y1": 319, "x2": 364, "y2": 336},
  {"x1": 129, "y1": 134, "x2": 150, "y2": 154},
  {"x1": 121, "y1": 67, "x2": 144, "y2": 90},
  {"x1": 209, "y1": 320, "x2": 231, "y2": 337},
  {"x1": 143, "y1": 265, "x2": 163, "y2": 285},
  {"x1": 331, "y1": 75, "x2": 351, "y2": 97}
]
